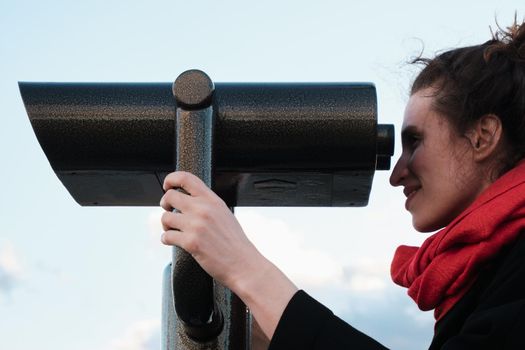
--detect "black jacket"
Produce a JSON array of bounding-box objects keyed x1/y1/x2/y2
[{"x1": 269, "y1": 234, "x2": 525, "y2": 349}]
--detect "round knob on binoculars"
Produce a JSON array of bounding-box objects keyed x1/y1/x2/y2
[{"x1": 173, "y1": 69, "x2": 214, "y2": 110}]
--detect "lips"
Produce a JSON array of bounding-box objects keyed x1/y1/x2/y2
[
  {"x1": 403, "y1": 185, "x2": 420, "y2": 197},
  {"x1": 404, "y1": 185, "x2": 421, "y2": 210}
]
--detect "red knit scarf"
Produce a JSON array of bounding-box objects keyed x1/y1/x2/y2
[{"x1": 390, "y1": 160, "x2": 525, "y2": 322}]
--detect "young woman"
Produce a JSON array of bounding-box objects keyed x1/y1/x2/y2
[{"x1": 160, "y1": 20, "x2": 525, "y2": 349}]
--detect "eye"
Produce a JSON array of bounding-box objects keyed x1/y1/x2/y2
[
  {"x1": 402, "y1": 132, "x2": 422, "y2": 150},
  {"x1": 408, "y1": 134, "x2": 421, "y2": 147}
]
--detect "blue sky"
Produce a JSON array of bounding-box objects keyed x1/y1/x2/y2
[{"x1": 0, "y1": 1, "x2": 522, "y2": 349}]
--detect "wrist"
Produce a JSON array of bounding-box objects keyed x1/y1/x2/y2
[
  {"x1": 231, "y1": 251, "x2": 278, "y2": 301},
  {"x1": 230, "y1": 249, "x2": 298, "y2": 339}
]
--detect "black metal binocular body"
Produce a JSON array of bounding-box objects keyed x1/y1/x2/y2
[
  {"x1": 20, "y1": 80, "x2": 393, "y2": 208},
  {"x1": 20, "y1": 72, "x2": 394, "y2": 348}
]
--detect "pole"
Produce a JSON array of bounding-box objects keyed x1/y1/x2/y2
[{"x1": 162, "y1": 70, "x2": 248, "y2": 350}]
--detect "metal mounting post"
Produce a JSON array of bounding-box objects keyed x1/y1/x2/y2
[{"x1": 163, "y1": 70, "x2": 248, "y2": 350}]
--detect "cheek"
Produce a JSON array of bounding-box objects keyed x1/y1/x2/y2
[
  {"x1": 410, "y1": 142, "x2": 454, "y2": 185},
  {"x1": 409, "y1": 159, "x2": 459, "y2": 231},
  {"x1": 412, "y1": 180, "x2": 472, "y2": 232},
  {"x1": 406, "y1": 147, "x2": 427, "y2": 177}
]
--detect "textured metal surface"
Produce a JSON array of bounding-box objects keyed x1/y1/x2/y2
[
  {"x1": 163, "y1": 262, "x2": 248, "y2": 350},
  {"x1": 163, "y1": 264, "x2": 177, "y2": 350},
  {"x1": 173, "y1": 70, "x2": 214, "y2": 110},
  {"x1": 170, "y1": 70, "x2": 246, "y2": 348},
  {"x1": 172, "y1": 98, "x2": 222, "y2": 341},
  {"x1": 19, "y1": 82, "x2": 393, "y2": 207}
]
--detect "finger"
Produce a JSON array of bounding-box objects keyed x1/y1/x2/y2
[
  {"x1": 163, "y1": 171, "x2": 212, "y2": 198},
  {"x1": 161, "y1": 230, "x2": 200, "y2": 255},
  {"x1": 160, "y1": 188, "x2": 194, "y2": 212},
  {"x1": 161, "y1": 229, "x2": 187, "y2": 247},
  {"x1": 161, "y1": 211, "x2": 188, "y2": 232}
]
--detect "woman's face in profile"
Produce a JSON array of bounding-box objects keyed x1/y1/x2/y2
[{"x1": 389, "y1": 88, "x2": 490, "y2": 233}]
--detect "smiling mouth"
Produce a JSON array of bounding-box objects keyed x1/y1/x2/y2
[
  {"x1": 407, "y1": 189, "x2": 419, "y2": 197},
  {"x1": 404, "y1": 187, "x2": 421, "y2": 210},
  {"x1": 403, "y1": 186, "x2": 421, "y2": 198}
]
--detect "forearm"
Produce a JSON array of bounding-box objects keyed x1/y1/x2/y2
[{"x1": 231, "y1": 250, "x2": 298, "y2": 340}]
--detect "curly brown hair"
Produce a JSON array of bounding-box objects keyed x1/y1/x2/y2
[{"x1": 411, "y1": 17, "x2": 525, "y2": 173}]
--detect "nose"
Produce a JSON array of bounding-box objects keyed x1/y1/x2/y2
[{"x1": 389, "y1": 154, "x2": 409, "y2": 187}]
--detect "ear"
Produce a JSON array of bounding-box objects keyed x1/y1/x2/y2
[{"x1": 465, "y1": 114, "x2": 504, "y2": 162}]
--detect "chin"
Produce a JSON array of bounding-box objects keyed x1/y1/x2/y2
[{"x1": 412, "y1": 217, "x2": 447, "y2": 233}]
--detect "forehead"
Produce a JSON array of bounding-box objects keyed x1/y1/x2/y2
[
  {"x1": 400, "y1": 89, "x2": 459, "y2": 147},
  {"x1": 402, "y1": 89, "x2": 436, "y2": 130}
]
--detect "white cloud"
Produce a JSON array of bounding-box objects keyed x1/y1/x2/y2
[
  {"x1": 237, "y1": 209, "x2": 344, "y2": 288},
  {"x1": 344, "y1": 273, "x2": 387, "y2": 294},
  {"x1": 341, "y1": 258, "x2": 390, "y2": 293},
  {"x1": 0, "y1": 240, "x2": 23, "y2": 296},
  {"x1": 103, "y1": 319, "x2": 160, "y2": 350},
  {"x1": 237, "y1": 209, "x2": 393, "y2": 295}
]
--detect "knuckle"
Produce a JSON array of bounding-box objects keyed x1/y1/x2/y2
[
  {"x1": 162, "y1": 232, "x2": 176, "y2": 245},
  {"x1": 165, "y1": 189, "x2": 175, "y2": 201},
  {"x1": 199, "y1": 206, "x2": 212, "y2": 221},
  {"x1": 165, "y1": 189, "x2": 180, "y2": 206},
  {"x1": 164, "y1": 171, "x2": 188, "y2": 190},
  {"x1": 178, "y1": 171, "x2": 192, "y2": 185},
  {"x1": 176, "y1": 171, "x2": 187, "y2": 181},
  {"x1": 161, "y1": 211, "x2": 172, "y2": 225},
  {"x1": 194, "y1": 204, "x2": 212, "y2": 222},
  {"x1": 213, "y1": 196, "x2": 227, "y2": 208},
  {"x1": 185, "y1": 236, "x2": 200, "y2": 254},
  {"x1": 163, "y1": 172, "x2": 176, "y2": 189}
]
